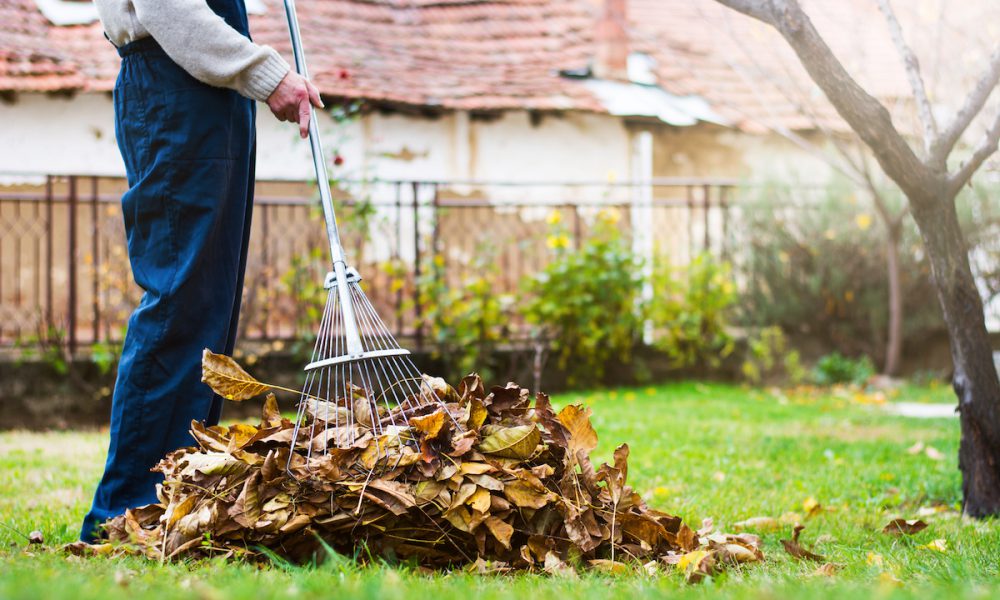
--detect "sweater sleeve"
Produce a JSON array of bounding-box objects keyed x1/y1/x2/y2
[{"x1": 132, "y1": 0, "x2": 290, "y2": 102}]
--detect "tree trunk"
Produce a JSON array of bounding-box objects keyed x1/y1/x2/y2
[
  {"x1": 909, "y1": 192, "x2": 1000, "y2": 517},
  {"x1": 883, "y1": 222, "x2": 903, "y2": 376}
]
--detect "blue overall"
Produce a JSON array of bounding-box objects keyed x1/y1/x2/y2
[{"x1": 81, "y1": 0, "x2": 257, "y2": 542}]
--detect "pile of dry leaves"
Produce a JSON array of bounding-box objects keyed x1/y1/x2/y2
[{"x1": 88, "y1": 352, "x2": 763, "y2": 578}]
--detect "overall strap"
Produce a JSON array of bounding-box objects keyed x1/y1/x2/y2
[{"x1": 206, "y1": 0, "x2": 251, "y2": 39}]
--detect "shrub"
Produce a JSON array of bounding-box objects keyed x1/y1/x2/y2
[
  {"x1": 649, "y1": 252, "x2": 737, "y2": 368},
  {"x1": 410, "y1": 253, "x2": 514, "y2": 383},
  {"x1": 741, "y1": 326, "x2": 806, "y2": 386},
  {"x1": 737, "y1": 181, "x2": 943, "y2": 364},
  {"x1": 520, "y1": 209, "x2": 644, "y2": 387},
  {"x1": 812, "y1": 352, "x2": 875, "y2": 386}
]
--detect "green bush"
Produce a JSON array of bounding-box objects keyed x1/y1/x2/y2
[
  {"x1": 737, "y1": 180, "x2": 943, "y2": 363},
  {"x1": 649, "y1": 252, "x2": 737, "y2": 368},
  {"x1": 410, "y1": 253, "x2": 513, "y2": 383},
  {"x1": 812, "y1": 352, "x2": 875, "y2": 386},
  {"x1": 741, "y1": 326, "x2": 806, "y2": 386},
  {"x1": 520, "y1": 209, "x2": 644, "y2": 387}
]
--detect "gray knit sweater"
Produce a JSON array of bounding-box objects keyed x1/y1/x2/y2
[{"x1": 94, "y1": 0, "x2": 290, "y2": 102}]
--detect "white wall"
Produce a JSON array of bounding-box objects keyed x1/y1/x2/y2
[
  {"x1": 0, "y1": 93, "x2": 632, "y2": 197},
  {"x1": 0, "y1": 92, "x2": 123, "y2": 178}
]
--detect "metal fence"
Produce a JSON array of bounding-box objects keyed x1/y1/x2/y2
[{"x1": 0, "y1": 174, "x2": 739, "y2": 352}]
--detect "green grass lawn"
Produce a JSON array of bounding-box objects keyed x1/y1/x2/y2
[{"x1": 2, "y1": 381, "x2": 997, "y2": 599}]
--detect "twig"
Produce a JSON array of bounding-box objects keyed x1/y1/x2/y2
[
  {"x1": 930, "y1": 46, "x2": 1000, "y2": 167},
  {"x1": 0, "y1": 521, "x2": 31, "y2": 542},
  {"x1": 876, "y1": 0, "x2": 937, "y2": 156},
  {"x1": 949, "y1": 110, "x2": 1000, "y2": 194}
]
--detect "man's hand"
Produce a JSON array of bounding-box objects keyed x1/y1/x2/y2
[{"x1": 266, "y1": 71, "x2": 323, "y2": 139}]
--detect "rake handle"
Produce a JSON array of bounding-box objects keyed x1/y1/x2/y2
[
  {"x1": 281, "y1": 0, "x2": 364, "y2": 357},
  {"x1": 281, "y1": 0, "x2": 346, "y2": 266}
]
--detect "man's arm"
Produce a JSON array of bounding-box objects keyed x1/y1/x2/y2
[
  {"x1": 132, "y1": 0, "x2": 323, "y2": 137},
  {"x1": 132, "y1": 0, "x2": 288, "y2": 102}
]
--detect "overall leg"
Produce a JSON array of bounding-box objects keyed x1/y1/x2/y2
[{"x1": 81, "y1": 47, "x2": 256, "y2": 542}]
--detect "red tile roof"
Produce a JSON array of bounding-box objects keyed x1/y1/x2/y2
[
  {"x1": 0, "y1": 0, "x2": 87, "y2": 92},
  {"x1": 1, "y1": 0, "x2": 994, "y2": 134},
  {"x1": 0, "y1": 0, "x2": 603, "y2": 111}
]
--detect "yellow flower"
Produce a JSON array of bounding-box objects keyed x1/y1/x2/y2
[
  {"x1": 546, "y1": 234, "x2": 570, "y2": 250},
  {"x1": 856, "y1": 213, "x2": 873, "y2": 231},
  {"x1": 597, "y1": 207, "x2": 621, "y2": 225},
  {"x1": 546, "y1": 210, "x2": 563, "y2": 225},
  {"x1": 845, "y1": 290, "x2": 855, "y2": 303}
]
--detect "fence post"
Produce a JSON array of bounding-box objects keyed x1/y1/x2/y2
[
  {"x1": 432, "y1": 182, "x2": 441, "y2": 283},
  {"x1": 261, "y1": 202, "x2": 270, "y2": 339},
  {"x1": 703, "y1": 184, "x2": 711, "y2": 253},
  {"x1": 411, "y1": 181, "x2": 423, "y2": 351},
  {"x1": 45, "y1": 176, "x2": 53, "y2": 336},
  {"x1": 686, "y1": 185, "x2": 695, "y2": 262},
  {"x1": 720, "y1": 185, "x2": 729, "y2": 260},
  {"x1": 90, "y1": 177, "x2": 100, "y2": 344},
  {"x1": 630, "y1": 131, "x2": 654, "y2": 345},
  {"x1": 571, "y1": 204, "x2": 582, "y2": 251},
  {"x1": 394, "y1": 182, "x2": 403, "y2": 337},
  {"x1": 67, "y1": 175, "x2": 78, "y2": 354}
]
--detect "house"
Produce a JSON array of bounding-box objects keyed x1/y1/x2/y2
[{"x1": 1, "y1": 0, "x2": 882, "y2": 188}]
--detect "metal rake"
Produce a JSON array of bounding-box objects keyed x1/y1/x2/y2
[{"x1": 280, "y1": 0, "x2": 451, "y2": 469}]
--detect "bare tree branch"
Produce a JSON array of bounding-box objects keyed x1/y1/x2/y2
[
  {"x1": 712, "y1": 0, "x2": 773, "y2": 21},
  {"x1": 876, "y1": 0, "x2": 937, "y2": 158},
  {"x1": 714, "y1": 0, "x2": 934, "y2": 201},
  {"x1": 948, "y1": 110, "x2": 1000, "y2": 194},
  {"x1": 930, "y1": 46, "x2": 1000, "y2": 167}
]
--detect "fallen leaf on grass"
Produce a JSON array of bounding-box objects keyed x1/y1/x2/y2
[
  {"x1": 732, "y1": 516, "x2": 780, "y2": 532},
  {"x1": 676, "y1": 549, "x2": 717, "y2": 583},
  {"x1": 810, "y1": 562, "x2": 840, "y2": 577},
  {"x1": 588, "y1": 559, "x2": 630, "y2": 575},
  {"x1": 866, "y1": 552, "x2": 884, "y2": 567},
  {"x1": 906, "y1": 441, "x2": 924, "y2": 455},
  {"x1": 882, "y1": 518, "x2": 928, "y2": 536},
  {"x1": 780, "y1": 524, "x2": 825, "y2": 562},
  {"x1": 878, "y1": 571, "x2": 903, "y2": 586},
  {"x1": 802, "y1": 497, "x2": 822, "y2": 518},
  {"x1": 924, "y1": 446, "x2": 945, "y2": 461},
  {"x1": 919, "y1": 539, "x2": 948, "y2": 553}
]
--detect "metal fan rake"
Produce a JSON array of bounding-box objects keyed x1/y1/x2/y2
[{"x1": 280, "y1": 0, "x2": 451, "y2": 470}]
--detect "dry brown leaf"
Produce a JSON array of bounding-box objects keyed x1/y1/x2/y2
[
  {"x1": 882, "y1": 518, "x2": 928, "y2": 536},
  {"x1": 733, "y1": 516, "x2": 780, "y2": 532},
  {"x1": 780, "y1": 524, "x2": 825, "y2": 562},
  {"x1": 484, "y1": 516, "x2": 514, "y2": 549},
  {"x1": 200, "y1": 349, "x2": 271, "y2": 401},
  {"x1": 478, "y1": 425, "x2": 541, "y2": 459},
  {"x1": 557, "y1": 404, "x2": 598, "y2": 455},
  {"x1": 411, "y1": 411, "x2": 447, "y2": 439},
  {"x1": 503, "y1": 480, "x2": 556, "y2": 509}
]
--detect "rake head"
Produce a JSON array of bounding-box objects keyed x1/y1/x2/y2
[{"x1": 288, "y1": 264, "x2": 453, "y2": 472}]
